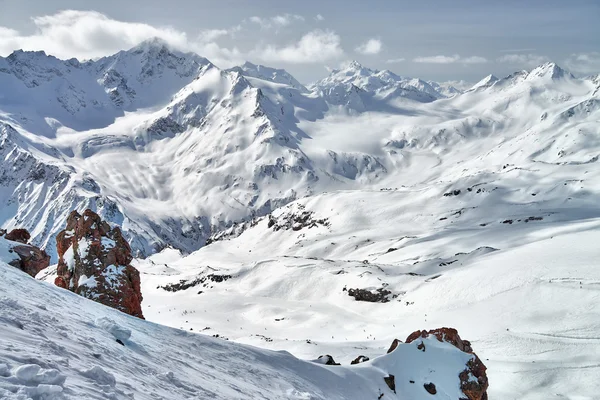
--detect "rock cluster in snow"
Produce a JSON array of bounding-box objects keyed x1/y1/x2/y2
[
  {"x1": 54, "y1": 209, "x2": 144, "y2": 318},
  {"x1": 404, "y1": 328, "x2": 488, "y2": 400},
  {"x1": 0, "y1": 228, "x2": 50, "y2": 277}
]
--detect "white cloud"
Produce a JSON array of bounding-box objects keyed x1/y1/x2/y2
[
  {"x1": 355, "y1": 39, "x2": 382, "y2": 55},
  {"x1": 413, "y1": 54, "x2": 487, "y2": 64},
  {"x1": 564, "y1": 52, "x2": 600, "y2": 75},
  {"x1": 0, "y1": 10, "x2": 189, "y2": 60},
  {"x1": 441, "y1": 80, "x2": 472, "y2": 91},
  {"x1": 414, "y1": 54, "x2": 461, "y2": 64},
  {"x1": 257, "y1": 29, "x2": 344, "y2": 63},
  {"x1": 0, "y1": 10, "x2": 248, "y2": 67},
  {"x1": 497, "y1": 53, "x2": 549, "y2": 67},
  {"x1": 0, "y1": 10, "x2": 345, "y2": 68},
  {"x1": 462, "y1": 56, "x2": 488, "y2": 64},
  {"x1": 315, "y1": 14, "x2": 325, "y2": 21},
  {"x1": 199, "y1": 29, "x2": 229, "y2": 42},
  {"x1": 386, "y1": 58, "x2": 406, "y2": 64},
  {"x1": 249, "y1": 14, "x2": 304, "y2": 29}
]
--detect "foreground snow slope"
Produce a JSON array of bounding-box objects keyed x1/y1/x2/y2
[{"x1": 1, "y1": 262, "x2": 482, "y2": 400}]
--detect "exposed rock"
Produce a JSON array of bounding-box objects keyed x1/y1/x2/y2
[
  {"x1": 158, "y1": 273, "x2": 232, "y2": 292},
  {"x1": 9, "y1": 244, "x2": 51, "y2": 277},
  {"x1": 316, "y1": 355, "x2": 340, "y2": 366},
  {"x1": 267, "y1": 204, "x2": 330, "y2": 232},
  {"x1": 1, "y1": 228, "x2": 50, "y2": 277},
  {"x1": 350, "y1": 355, "x2": 369, "y2": 365},
  {"x1": 5, "y1": 229, "x2": 31, "y2": 244},
  {"x1": 405, "y1": 328, "x2": 488, "y2": 400},
  {"x1": 386, "y1": 338, "x2": 402, "y2": 353},
  {"x1": 423, "y1": 382, "x2": 437, "y2": 395},
  {"x1": 347, "y1": 287, "x2": 395, "y2": 303},
  {"x1": 383, "y1": 375, "x2": 395, "y2": 393},
  {"x1": 54, "y1": 209, "x2": 144, "y2": 319}
]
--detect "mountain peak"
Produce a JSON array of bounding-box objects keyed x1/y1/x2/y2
[
  {"x1": 470, "y1": 74, "x2": 499, "y2": 91},
  {"x1": 129, "y1": 37, "x2": 174, "y2": 54},
  {"x1": 529, "y1": 62, "x2": 569, "y2": 80}
]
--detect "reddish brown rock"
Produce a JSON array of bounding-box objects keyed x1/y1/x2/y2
[
  {"x1": 1, "y1": 228, "x2": 50, "y2": 277},
  {"x1": 5, "y1": 228, "x2": 31, "y2": 244},
  {"x1": 405, "y1": 328, "x2": 488, "y2": 400},
  {"x1": 386, "y1": 338, "x2": 402, "y2": 353},
  {"x1": 424, "y1": 382, "x2": 437, "y2": 395},
  {"x1": 350, "y1": 355, "x2": 370, "y2": 365},
  {"x1": 54, "y1": 209, "x2": 144, "y2": 319},
  {"x1": 9, "y1": 244, "x2": 51, "y2": 277}
]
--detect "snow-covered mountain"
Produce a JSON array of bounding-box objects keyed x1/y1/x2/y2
[
  {"x1": 228, "y1": 61, "x2": 309, "y2": 92},
  {"x1": 0, "y1": 41, "x2": 466, "y2": 261},
  {"x1": 1, "y1": 38, "x2": 600, "y2": 399},
  {"x1": 310, "y1": 61, "x2": 461, "y2": 111}
]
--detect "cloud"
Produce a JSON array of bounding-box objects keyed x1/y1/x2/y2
[
  {"x1": 0, "y1": 10, "x2": 189, "y2": 60},
  {"x1": 355, "y1": 39, "x2": 382, "y2": 55},
  {"x1": 414, "y1": 54, "x2": 460, "y2": 64},
  {"x1": 249, "y1": 14, "x2": 304, "y2": 29},
  {"x1": 564, "y1": 52, "x2": 600, "y2": 75},
  {"x1": 386, "y1": 58, "x2": 406, "y2": 64},
  {"x1": 315, "y1": 14, "x2": 325, "y2": 21},
  {"x1": 0, "y1": 10, "x2": 344, "y2": 68},
  {"x1": 441, "y1": 80, "x2": 472, "y2": 91},
  {"x1": 0, "y1": 10, "x2": 248, "y2": 67},
  {"x1": 462, "y1": 56, "x2": 488, "y2": 64},
  {"x1": 199, "y1": 29, "x2": 229, "y2": 42},
  {"x1": 497, "y1": 53, "x2": 549, "y2": 67},
  {"x1": 413, "y1": 54, "x2": 487, "y2": 64},
  {"x1": 257, "y1": 29, "x2": 344, "y2": 63}
]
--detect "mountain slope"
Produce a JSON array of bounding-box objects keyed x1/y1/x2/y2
[
  {"x1": 1, "y1": 44, "x2": 599, "y2": 265},
  {"x1": 0, "y1": 261, "x2": 484, "y2": 400}
]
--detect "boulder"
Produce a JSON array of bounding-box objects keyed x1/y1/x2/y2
[
  {"x1": 405, "y1": 328, "x2": 488, "y2": 400},
  {"x1": 54, "y1": 209, "x2": 144, "y2": 319},
  {"x1": 1, "y1": 228, "x2": 50, "y2": 277},
  {"x1": 5, "y1": 228, "x2": 31, "y2": 244},
  {"x1": 350, "y1": 355, "x2": 369, "y2": 365},
  {"x1": 9, "y1": 244, "x2": 51, "y2": 277}
]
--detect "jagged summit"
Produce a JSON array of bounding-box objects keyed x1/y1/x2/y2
[
  {"x1": 469, "y1": 74, "x2": 499, "y2": 91},
  {"x1": 528, "y1": 61, "x2": 571, "y2": 80},
  {"x1": 228, "y1": 61, "x2": 308, "y2": 92}
]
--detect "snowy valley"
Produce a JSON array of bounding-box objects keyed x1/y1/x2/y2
[{"x1": 1, "y1": 38, "x2": 600, "y2": 399}]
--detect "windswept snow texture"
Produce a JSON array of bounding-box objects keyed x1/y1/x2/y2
[{"x1": 1, "y1": 261, "x2": 476, "y2": 400}]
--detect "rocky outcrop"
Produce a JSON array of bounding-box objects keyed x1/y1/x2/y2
[
  {"x1": 350, "y1": 355, "x2": 369, "y2": 365},
  {"x1": 54, "y1": 209, "x2": 144, "y2": 319},
  {"x1": 404, "y1": 328, "x2": 488, "y2": 400},
  {"x1": 316, "y1": 355, "x2": 340, "y2": 366},
  {"x1": 1, "y1": 229, "x2": 50, "y2": 277},
  {"x1": 4, "y1": 228, "x2": 31, "y2": 244}
]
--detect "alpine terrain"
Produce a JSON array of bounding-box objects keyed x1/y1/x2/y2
[{"x1": 1, "y1": 37, "x2": 599, "y2": 399}]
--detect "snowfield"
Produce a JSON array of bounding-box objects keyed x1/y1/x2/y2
[
  {"x1": 1, "y1": 38, "x2": 600, "y2": 399},
  {"x1": 2, "y1": 261, "x2": 482, "y2": 399}
]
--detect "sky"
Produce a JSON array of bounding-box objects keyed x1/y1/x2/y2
[{"x1": 0, "y1": 0, "x2": 598, "y2": 85}]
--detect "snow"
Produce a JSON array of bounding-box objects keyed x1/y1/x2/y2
[
  {"x1": 0, "y1": 238, "x2": 21, "y2": 266},
  {"x1": 77, "y1": 274, "x2": 97, "y2": 289},
  {"x1": 0, "y1": 261, "x2": 479, "y2": 399},
  {"x1": 1, "y1": 40, "x2": 600, "y2": 399},
  {"x1": 62, "y1": 246, "x2": 75, "y2": 272},
  {"x1": 102, "y1": 265, "x2": 125, "y2": 288}
]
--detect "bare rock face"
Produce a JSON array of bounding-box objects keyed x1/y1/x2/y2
[
  {"x1": 350, "y1": 355, "x2": 370, "y2": 365},
  {"x1": 405, "y1": 328, "x2": 488, "y2": 400},
  {"x1": 1, "y1": 228, "x2": 50, "y2": 277},
  {"x1": 54, "y1": 209, "x2": 144, "y2": 319},
  {"x1": 5, "y1": 229, "x2": 31, "y2": 244}
]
